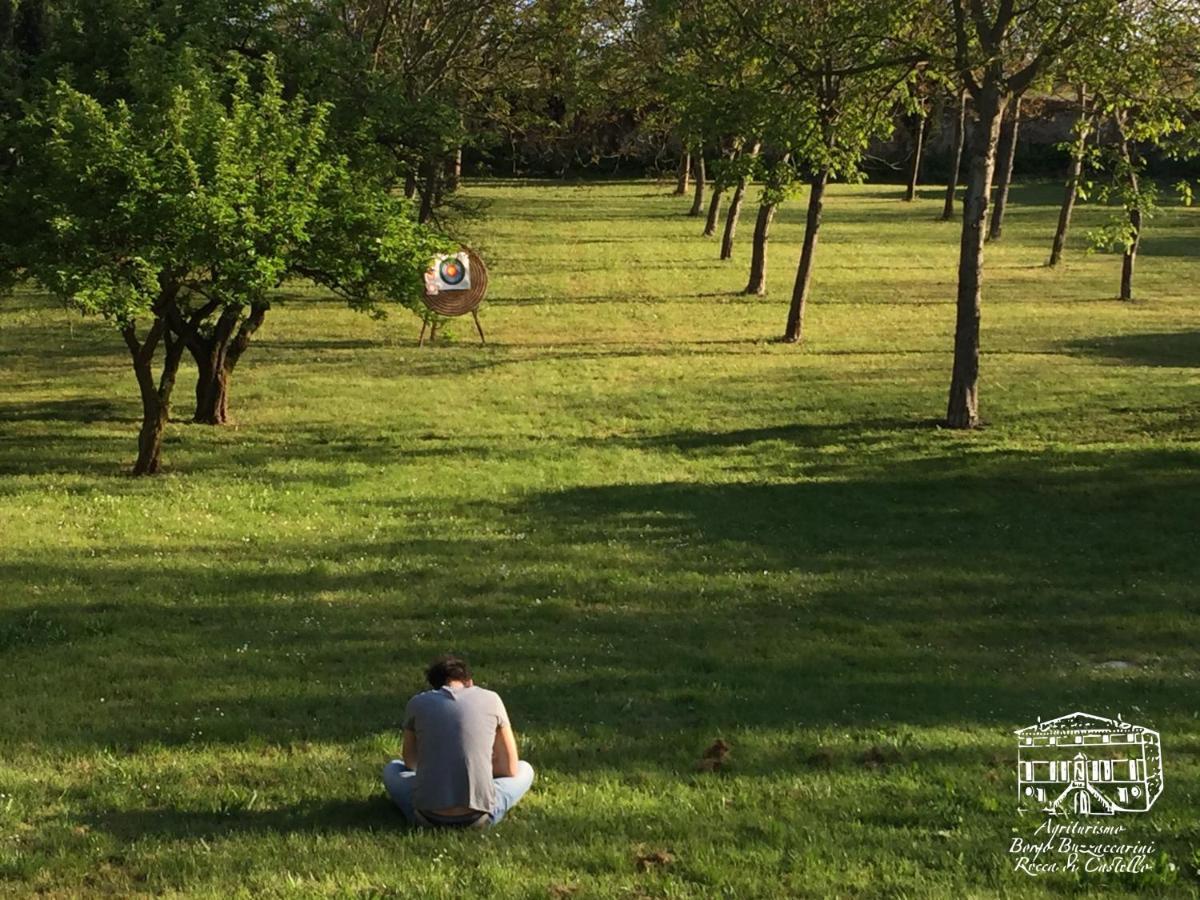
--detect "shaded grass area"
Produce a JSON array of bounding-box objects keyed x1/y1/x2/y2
[{"x1": 1, "y1": 179, "x2": 1199, "y2": 897}]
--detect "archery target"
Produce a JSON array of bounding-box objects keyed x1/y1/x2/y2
[{"x1": 430, "y1": 252, "x2": 471, "y2": 292}]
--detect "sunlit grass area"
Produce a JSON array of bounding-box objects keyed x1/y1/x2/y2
[{"x1": 1, "y1": 179, "x2": 1198, "y2": 897}]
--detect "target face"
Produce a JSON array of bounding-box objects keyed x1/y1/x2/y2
[
  {"x1": 430, "y1": 252, "x2": 472, "y2": 292},
  {"x1": 439, "y1": 258, "x2": 465, "y2": 285}
]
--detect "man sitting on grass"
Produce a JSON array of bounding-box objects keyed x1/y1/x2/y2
[{"x1": 382, "y1": 654, "x2": 534, "y2": 828}]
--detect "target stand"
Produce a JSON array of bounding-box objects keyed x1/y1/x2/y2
[{"x1": 419, "y1": 246, "x2": 489, "y2": 346}]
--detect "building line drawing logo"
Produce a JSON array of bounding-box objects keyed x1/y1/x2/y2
[{"x1": 1015, "y1": 712, "x2": 1164, "y2": 816}]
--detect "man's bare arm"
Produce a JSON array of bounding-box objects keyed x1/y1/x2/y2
[
  {"x1": 402, "y1": 728, "x2": 419, "y2": 770},
  {"x1": 492, "y1": 724, "x2": 519, "y2": 778}
]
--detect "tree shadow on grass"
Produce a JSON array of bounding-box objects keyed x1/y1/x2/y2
[
  {"x1": 626, "y1": 418, "x2": 933, "y2": 453},
  {"x1": 1, "y1": 446, "x2": 1197, "y2": 761},
  {"x1": 1064, "y1": 330, "x2": 1200, "y2": 367},
  {"x1": 85, "y1": 796, "x2": 407, "y2": 843},
  {"x1": 0, "y1": 398, "x2": 123, "y2": 423},
  {"x1": 1137, "y1": 233, "x2": 1200, "y2": 258}
]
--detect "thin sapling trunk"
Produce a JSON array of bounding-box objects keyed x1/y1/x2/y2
[
  {"x1": 942, "y1": 87, "x2": 968, "y2": 221},
  {"x1": 744, "y1": 199, "x2": 778, "y2": 295},
  {"x1": 418, "y1": 155, "x2": 439, "y2": 224},
  {"x1": 675, "y1": 148, "x2": 691, "y2": 194},
  {"x1": 782, "y1": 167, "x2": 830, "y2": 343},
  {"x1": 987, "y1": 96, "x2": 1022, "y2": 241},
  {"x1": 904, "y1": 112, "x2": 928, "y2": 202},
  {"x1": 1048, "y1": 86, "x2": 1091, "y2": 267},
  {"x1": 703, "y1": 183, "x2": 725, "y2": 236},
  {"x1": 744, "y1": 154, "x2": 791, "y2": 295},
  {"x1": 1117, "y1": 114, "x2": 1142, "y2": 301},
  {"x1": 721, "y1": 142, "x2": 760, "y2": 260},
  {"x1": 689, "y1": 153, "x2": 707, "y2": 216}
]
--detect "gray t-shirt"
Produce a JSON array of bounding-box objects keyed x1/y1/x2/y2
[{"x1": 404, "y1": 685, "x2": 510, "y2": 813}]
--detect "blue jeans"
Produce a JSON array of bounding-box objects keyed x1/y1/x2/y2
[{"x1": 381, "y1": 760, "x2": 535, "y2": 827}]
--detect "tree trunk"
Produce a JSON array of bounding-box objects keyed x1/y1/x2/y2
[
  {"x1": 744, "y1": 154, "x2": 790, "y2": 295},
  {"x1": 689, "y1": 153, "x2": 707, "y2": 216},
  {"x1": 189, "y1": 303, "x2": 268, "y2": 425},
  {"x1": 744, "y1": 199, "x2": 778, "y2": 295},
  {"x1": 129, "y1": 329, "x2": 168, "y2": 476},
  {"x1": 946, "y1": 88, "x2": 1006, "y2": 429},
  {"x1": 443, "y1": 148, "x2": 462, "y2": 194},
  {"x1": 721, "y1": 178, "x2": 747, "y2": 259},
  {"x1": 903, "y1": 112, "x2": 928, "y2": 202},
  {"x1": 675, "y1": 148, "x2": 691, "y2": 194},
  {"x1": 942, "y1": 87, "x2": 968, "y2": 221},
  {"x1": 987, "y1": 96, "x2": 1022, "y2": 242},
  {"x1": 133, "y1": 403, "x2": 169, "y2": 475},
  {"x1": 194, "y1": 355, "x2": 230, "y2": 425},
  {"x1": 1121, "y1": 207, "x2": 1141, "y2": 301},
  {"x1": 704, "y1": 143, "x2": 738, "y2": 236},
  {"x1": 703, "y1": 183, "x2": 725, "y2": 236},
  {"x1": 1117, "y1": 114, "x2": 1141, "y2": 301},
  {"x1": 418, "y1": 155, "x2": 439, "y2": 224},
  {"x1": 122, "y1": 289, "x2": 186, "y2": 475},
  {"x1": 1049, "y1": 87, "x2": 1090, "y2": 268},
  {"x1": 720, "y1": 142, "x2": 759, "y2": 260},
  {"x1": 404, "y1": 170, "x2": 417, "y2": 200},
  {"x1": 782, "y1": 167, "x2": 830, "y2": 343}
]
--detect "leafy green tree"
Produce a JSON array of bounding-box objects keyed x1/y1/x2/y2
[
  {"x1": 727, "y1": 0, "x2": 927, "y2": 341},
  {"x1": 0, "y1": 56, "x2": 442, "y2": 473},
  {"x1": 942, "y1": 0, "x2": 1126, "y2": 429},
  {"x1": 1049, "y1": 1, "x2": 1199, "y2": 271},
  {"x1": 0, "y1": 0, "x2": 53, "y2": 137},
  {"x1": 503, "y1": 0, "x2": 664, "y2": 177},
  {"x1": 281, "y1": 0, "x2": 535, "y2": 218},
  {"x1": 1079, "y1": 1, "x2": 1200, "y2": 299},
  {"x1": 657, "y1": 0, "x2": 772, "y2": 242}
]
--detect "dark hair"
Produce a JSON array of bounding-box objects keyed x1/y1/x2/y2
[{"x1": 426, "y1": 654, "x2": 472, "y2": 688}]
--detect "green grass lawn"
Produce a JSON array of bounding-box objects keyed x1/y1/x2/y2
[{"x1": 1, "y1": 178, "x2": 1198, "y2": 898}]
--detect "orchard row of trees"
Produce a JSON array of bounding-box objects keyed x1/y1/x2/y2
[
  {"x1": 2, "y1": 1, "x2": 1199, "y2": 474},
  {"x1": 654, "y1": 0, "x2": 1200, "y2": 427}
]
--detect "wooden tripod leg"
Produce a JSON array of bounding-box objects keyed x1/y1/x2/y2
[
  {"x1": 418, "y1": 320, "x2": 428, "y2": 346},
  {"x1": 472, "y1": 310, "x2": 486, "y2": 344},
  {"x1": 429, "y1": 322, "x2": 439, "y2": 342}
]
